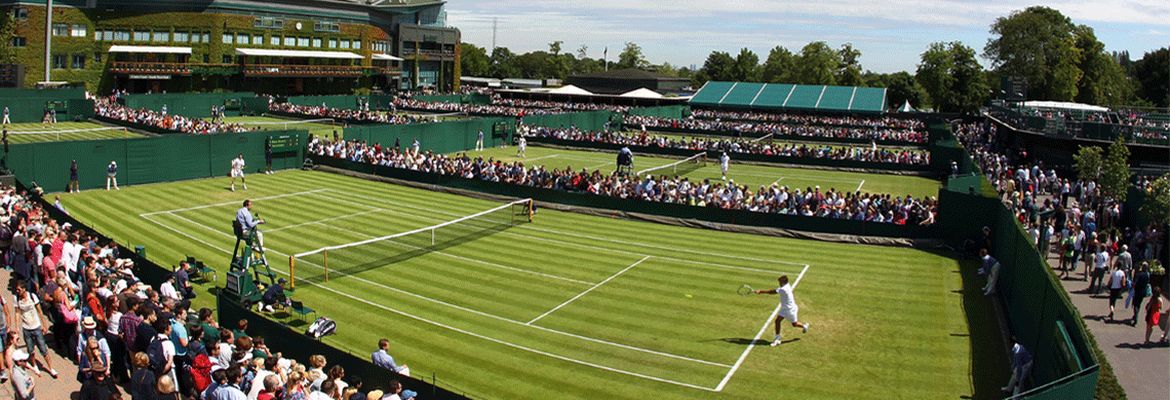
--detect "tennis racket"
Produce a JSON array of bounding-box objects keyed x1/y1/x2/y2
[{"x1": 737, "y1": 284, "x2": 755, "y2": 296}]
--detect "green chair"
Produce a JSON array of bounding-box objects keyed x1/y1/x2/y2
[
  {"x1": 195, "y1": 261, "x2": 217, "y2": 283},
  {"x1": 290, "y1": 300, "x2": 315, "y2": 322}
]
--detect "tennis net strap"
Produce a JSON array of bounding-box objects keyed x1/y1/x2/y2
[
  {"x1": 636, "y1": 152, "x2": 706, "y2": 177},
  {"x1": 288, "y1": 198, "x2": 533, "y2": 287}
]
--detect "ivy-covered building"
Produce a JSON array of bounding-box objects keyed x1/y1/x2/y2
[{"x1": 0, "y1": 0, "x2": 461, "y2": 94}]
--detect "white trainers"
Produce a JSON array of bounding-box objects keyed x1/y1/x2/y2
[
  {"x1": 770, "y1": 339, "x2": 781, "y2": 347},
  {"x1": 231, "y1": 186, "x2": 235, "y2": 192},
  {"x1": 803, "y1": 323, "x2": 810, "y2": 334}
]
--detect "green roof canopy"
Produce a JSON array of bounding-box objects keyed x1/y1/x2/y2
[{"x1": 689, "y1": 81, "x2": 887, "y2": 114}]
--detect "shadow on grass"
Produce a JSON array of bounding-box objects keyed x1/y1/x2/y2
[
  {"x1": 718, "y1": 337, "x2": 800, "y2": 346},
  {"x1": 956, "y1": 257, "x2": 1010, "y2": 400}
]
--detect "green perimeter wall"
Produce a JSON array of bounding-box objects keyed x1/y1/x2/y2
[
  {"x1": 121, "y1": 92, "x2": 256, "y2": 118},
  {"x1": 627, "y1": 105, "x2": 691, "y2": 120},
  {"x1": 521, "y1": 110, "x2": 621, "y2": 132},
  {"x1": 5, "y1": 130, "x2": 307, "y2": 192},
  {"x1": 342, "y1": 118, "x2": 516, "y2": 154},
  {"x1": 285, "y1": 95, "x2": 395, "y2": 110},
  {"x1": 415, "y1": 93, "x2": 492, "y2": 105},
  {"x1": 0, "y1": 88, "x2": 93, "y2": 123}
]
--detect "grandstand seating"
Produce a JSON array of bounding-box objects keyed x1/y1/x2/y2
[{"x1": 689, "y1": 81, "x2": 887, "y2": 114}]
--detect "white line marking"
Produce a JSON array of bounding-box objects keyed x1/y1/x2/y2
[
  {"x1": 140, "y1": 189, "x2": 329, "y2": 217},
  {"x1": 856, "y1": 179, "x2": 866, "y2": 192},
  {"x1": 714, "y1": 264, "x2": 810, "y2": 392},
  {"x1": 528, "y1": 256, "x2": 651, "y2": 325},
  {"x1": 267, "y1": 209, "x2": 386, "y2": 232},
  {"x1": 144, "y1": 211, "x2": 729, "y2": 370},
  {"x1": 522, "y1": 154, "x2": 561, "y2": 162},
  {"x1": 771, "y1": 177, "x2": 785, "y2": 186}
]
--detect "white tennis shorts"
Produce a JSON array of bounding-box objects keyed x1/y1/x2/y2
[
  {"x1": 779, "y1": 307, "x2": 799, "y2": 323},
  {"x1": 231, "y1": 169, "x2": 244, "y2": 178}
]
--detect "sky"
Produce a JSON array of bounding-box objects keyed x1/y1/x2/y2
[{"x1": 444, "y1": 0, "x2": 1170, "y2": 73}]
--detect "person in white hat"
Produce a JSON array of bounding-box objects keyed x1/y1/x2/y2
[
  {"x1": 105, "y1": 160, "x2": 119, "y2": 191},
  {"x1": 10, "y1": 349, "x2": 36, "y2": 400}
]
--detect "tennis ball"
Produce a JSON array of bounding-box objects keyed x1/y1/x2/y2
[{"x1": 685, "y1": 294, "x2": 694, "y2": 298}]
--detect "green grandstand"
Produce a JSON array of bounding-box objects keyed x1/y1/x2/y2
[{"x1": 690, "y1": 81, "x2": 888, "y2": 114}]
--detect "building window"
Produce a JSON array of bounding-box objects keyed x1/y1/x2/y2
[
  {"x1": 153, "y1": 32, "x2": 169, "y2": 42},
  {"x1": 269, "y1": 36, "x2": 279, "y2": 46},
  {"x1": 283, "y1": 37, "x2": 295, "y2": 47},
  {"x1": 52, "y1": 24, "x2": 68, "y2": 37},
  {"x1": 173, "y1": 32, "x2": 189, "y2": 43},
  {"x1": 10, "y1": 37, "x2": 26, "y2": 47},
  {"x1": 254, "y1": 35, "x2": 264, "y2": 45},
  {"x1": 11, "y1": 7, "x2": 28, "y2": 21},
  {"x1": 328, "y1": 39, "x2": 337, "y2": 49},
  {"x1": 203, "y1": 54, "x2": 209, "y2": 63},
  {"x1": 52, "y1": 54, "x2": 67, "y2": 69},
  {"x1": 255, "y1": 17, "x2": 283, "y2": 29},
  {"x1": 237, "y1": 34, "x2": 248, "y2": 45},
  {"x1": 71, "y1": 54, "x2": 85, "y2": 69},
  {"x1": 312, "y1": 38, "x2": 322, "y2": 48},
  {"x1": 222, "y1": 33, "x2": 233, "y2": 44},
  {"x1": 114, "y1": 31, "x2": 130, "y2": 41},
  {"x1": 133, "y1": 31, "x2": 150, "y2": 42},
  {"x1": 222, "y1": 55, "x2": 232, "y2": 64},
  {"x1": 94, "y1": 53, "x2": 102, "y2": 63},
  {"x1": 352, "y1": 40, "x2": 360, "y2": 50},
  {"x1": 71, "y1": 24, "x2": 87, "y2": 37},
  {"x1": 297, "y1": 37, "x2": 309, "y2": 47},
  {"x1": 339, "y1": 40, "x2": 350, "y2": 49},
  {"x1": 314, "y1": 21, "x2": 340, "y2": 33},
  {"x1": 372, "y1": 41, "x2": 388, "y2": 53}
]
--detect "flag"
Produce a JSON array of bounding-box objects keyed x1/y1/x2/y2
[{"x1": 603, "y1": 46, "x2": 608, "y2": 59}]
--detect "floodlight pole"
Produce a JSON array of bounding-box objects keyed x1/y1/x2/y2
[{"x1": 43, "y1": 0, "x2": 53, "y2": 83}]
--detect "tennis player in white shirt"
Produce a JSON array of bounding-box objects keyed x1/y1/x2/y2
[
  {"x1": 230, "y1": 154, "x2": 247, "y2": 191},
  {"x1": 754, "y1": 275, "x2": 811, "y2": 347},
  {"x1": 719, "y1": 152, "x2": 730, "y2": 180}
]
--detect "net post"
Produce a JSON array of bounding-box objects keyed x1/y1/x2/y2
[
  {"x1": 431, "y1": 228, "x2": 435, "y2": 246},
  {"x1": 324, "y1": 250, "x2": 329, "y2": 282},
  {"x1": 528, "y1": 199, "x2": 534, "y2": 222},
  {"x1": 288, "y1": 256, "x2": 296, "y2": 289}
]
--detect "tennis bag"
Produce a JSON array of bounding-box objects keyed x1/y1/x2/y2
[{"x1": 306, "y1": 316, "x2": 337, "y2": 339}]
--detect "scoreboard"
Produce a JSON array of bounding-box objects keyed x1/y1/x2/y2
[{"x1": 268, "y1": 134, "x2": 300, "y2": 153}]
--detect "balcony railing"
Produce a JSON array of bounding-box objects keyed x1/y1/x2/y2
[
  {"x1": 109, "y1": 62, "x2": 403, "y2": 78},
  {"x1": 400, "y1": 48, "x2": 456, "y2": 58},
  {"x1": 110, "y1": 61, "x2": 193, "y2": 75},
  {"x1": 242, "y1": 64, "x2": 367, "y2": 77}
]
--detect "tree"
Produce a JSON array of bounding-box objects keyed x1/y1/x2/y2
[
  {"x1": 0, "y1": 12, "x2": 15, "y2": 64},
  {"x1": 1100, "y1": 137, "x2": 1131, "y2": 202},
  {"x1": 617, "y1": 42, "x2": 648, "y2": 70},
  {"x1": 1140, "y1": 174, "x2": 1170, "y2": 226},
  {"x1": 1132, "y1": 48, "x2": 1169, "y2": 107},
  {"x1": 576, "y1": 44, "x2": 588, "y2": 60},
  {"x1": 883, "y1": 71, "x2": 928, "y2": 110},
  {"x1": 917, "y1": 41, "x2": 988, "y2": 113},
  {"x1": 1072, "y1": 145, "x2": 1104, "y2": 182},
  {"x1": 549, "y1": 41, "x2": 563, "y2": 56},
  {"x1": 794, "y1": 42, "x2": 841, "y2": 85},
  {"x1": 761, "y1": 46, "x2": 795, "y2": 83},
  {"x1": 488, "y1": 47, "x2": 519, "y2": 78},
  {"x1": 984, "y1": 6, "x2": 1083, "y2": 101},
  {"x1": 732, "y1": 48, "x2": 761, "y2": 82},
  {"x1": 1072, "y1": 25, "x2": 1132, "y2": 106},
  {"x1": 836, "y1": 43, "x2": 864, "y2": 86},
  {"x1": 459, "y1": 43, "x2": 490, "y2": 78},
  {"x1": 695, "y1": 51, "x2": 735, "y2": 84}
]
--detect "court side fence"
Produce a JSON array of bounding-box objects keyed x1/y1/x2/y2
[
  {"x1": 119, "y1": 92, "x2": 255, "y2": 118},
  {"x1": 0, "y1": 87, "x2": 93, "y2": 123},
  {"x1": 415, "y1": 93, "x2": 493, "y2": 105},
  {"x1": 12, "y1": 177, "x2": 472, "y2": 400},
  {"x1": 522, "y1": 110, "x2": 622, "y2": 132},
  {"x1": 342, "y1": 117, "x2": 516, "y2": 154},
  {"x1": 626, "y1": 105, "x2": 691, "y2": 120}
]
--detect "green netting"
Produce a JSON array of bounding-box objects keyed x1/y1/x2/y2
[
  {"x1": 818, "y1": 86, "x2": 854, "y2": 111},
  {"x1": 121, "y1": 93, "x2": 254, "y2": 118},
  {"x1": 721, "y1": 82, "x2": 765, "y2": 105},
  {"x1": 627, "y1": 105, "x2": 690, "y2": 119},
  {"x1": 240, "y1": 97, "x2": 271, "y2": 116},
  {"x1": 690, "y1": 81, "x2": 734, "y2": 104},
  {"x1": 287, "y1": 95, "x2": 362, "y2": 109},
  {"x1": 415, "y1": 93, "x2": 492, "y2": 105},
  {"x1": 344, "y1": 118, "x2": 515, "y2": 154},
  {"x1": 785, "y1": 85, "x2": 823, "y2": 109},
  {"x1": 6, "y1": 130, "x2": 307, "y2": 192},
  {"x1": 0, "y1": 88, "x2": 91, "y2": 123},
  {"x1": 752, "y1": 84, "x2": 794, "y2": 108},
  {"x1": 521, "y1": 111, "x2": 618, "y2": 131},
  {"x1": 851, "y1": 87, "x2": 887, "y2": 112}
]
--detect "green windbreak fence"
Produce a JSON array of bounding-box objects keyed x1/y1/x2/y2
[
  {"x1": 121, "y1": 93, "x2": 255, "y2": 118},
  {"x1": 6, "y1": 130, "x2": 307, "y2": 192},
  {"x1": 240, "y1": 97, "x2": 271, "y2": 115},
  {"x1": 343, "y1": 118, "x2": 516, "y2": 154},
  {"x1": 415, "y1": 93, "x2": 492, "y2": 105},
  {"x1": 521, "y1": 110, "x2": 620, "y2": 131},
  {"x1": 0, "y1": 88, "x2": 92, "y2": 123},
  {"x1": 627, "y1": 105, "x2": 691, "y2": 119},
  {"x1": 286, "y1": 95, "x2": 363, "y2": 109}
]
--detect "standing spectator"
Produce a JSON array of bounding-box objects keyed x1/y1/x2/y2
[
  {"x1": 197, "y1": 308, "x2": 221, "y2": 347},
  {"x1": 256, "y1": 374, "x2": 281, "y2": 400},
  {"x1": 264, "y1": 138, "x2": 274, "y2": 175},
  {"x1": 1129, "y1": 262, "x2": 1151, "y2": 326},
  {"x1": 475, "y1": 129, "x2": 484, "y2": 151},
  {"x1": 106, "y1": 161, "x2": 119, "y2": 191},
  {"x1": 10, "y1": 349, "x2": 35, "y2": 400},
  {"x1": 329, "y1": 365, "x2": 348, "y2": 396},
  {"x1": 1089, "y1": 245, "x2": 1110, "y2": 294},
  {"x1": 79, "y1": 363, "x2": 118, "y2": 400},
  {"x1": 1106, "y1": 267, "x2": 1128, "y2": 321},
  {"x1": 1002, "y1": 337, "x2": 1033, "y2": 396},
  {"x1": 284, "y1": 371, "x2": 308, "y2": 400},
  {"x1": 1114, "y1": 245, "x2": 1133, "y2": 272},
  {"x1": 1146, "y1": 286, "x2": 1163, "y2": 344},
  {"x1": 979, "y1": 249, "x2": 1001, "y2": 296},
  {"x1": 69, "y1": 160, "x2": 80, "y2": 193},
  {"x1": 371, "y1": 338, "x2": 409, "y2": 375},
  {"x1": 0, "y1": 290, "x2": 10, "y2": 382},
  {"x1": 156, "y1": 373, "x2": 180, "y2": 400},
  {"x1": 400, "y1": 389, "x2": 417, "y2": 400},
  {"x1": 13, "y1": 281, "x2": 58, "y2": 378},
  {"x1": 2, "y1": 105, "x2": 10, "y2": 125},
  {"x1": 130, "y1": 352, "x2": 158, "y2": 400}
]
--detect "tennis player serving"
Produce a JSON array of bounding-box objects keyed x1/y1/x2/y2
[{"x1": 754, "y1": 275, "x2": 811, "y2": 347}]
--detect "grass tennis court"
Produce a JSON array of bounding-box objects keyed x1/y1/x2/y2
[
  {"x1": 59, "y1": 170, "x2": 1002, "y2": 399},
  {"x1": 467, "y1": 145, "x2": 942, "y2": 198},
  {"x1": 3, "y1": 121, "x2": 141, "y2": 143},
  {"x1": 223, "y1": 116, "x2": 344, "y2": 138}
]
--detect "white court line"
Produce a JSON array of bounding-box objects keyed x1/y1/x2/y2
[
  {"x1": 771, "y1": 177, "x2": 785, "y2": 186},
  {"x1": 528, "y1": 256, "x2": 651, "y2": 325},
  {"x1": 266, "y1": 209, "x2": 386, "y2": 233},
  {"x1": 310, "y1": 190, "x2": 803, "y2": 272},
  {"x1": 139, "y1": 189, "x2": 329, "y2": 217},
  {"x1": 147, "y1": 210, "x2": 728, "y2": 369},
  {"x1": 140, "y1": 214, "x2": 723, "y2": 390},
  {"x1": 856, "y1": 179, "x2": 866, "y2": 192},
  {"x1": 714, "y1": 264, "x2": 811, "y2": 392},
  {"x1": 519, "y1": 154, "x2": 560, "y2": 162}
]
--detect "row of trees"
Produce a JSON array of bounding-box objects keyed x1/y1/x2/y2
[{"x1": 459, "y1": 6, "x2": 1169, "y2": 111}]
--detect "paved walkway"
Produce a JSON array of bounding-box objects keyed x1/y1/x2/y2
[
  {"x1": 1, "y1": 268, "x2": 83, "y2": 400},
  {"x1": 1044, "y1": 252, "x2": 1168, "y2": 400}
]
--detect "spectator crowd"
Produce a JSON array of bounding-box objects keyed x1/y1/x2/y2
[
  {"x1": 94, "y1": 97, "x2": 251, "y2": 135},
  {"x1": 524, "y1": 126, "x2": 931, "y2": 166},
  {"x1": 309, "y1": 137, "x2": 939, "y2": 225},
  {"x1": 690, "y1": 109, "x2": 927, "y2": 130},
  {"x1": 0, "y1": 184, "x2": 418, "y2": 399},
  {"x1": 623, "y1": 115, "x2": 928, "y2": 144},
  {"x1": 268, "y1": 102, "x2": 427, "y2": 125}
]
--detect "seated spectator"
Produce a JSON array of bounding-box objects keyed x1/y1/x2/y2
[{"x1": 371, "y1": 338, "x2": 409, "y2": 376}]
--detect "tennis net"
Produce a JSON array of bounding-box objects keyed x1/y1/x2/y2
[
  {"x1": 289, "y1": 198, "x2": 534, "y2": 286},
  {"x1": 636, "y1": 152, "x2": 707, "y2": 177},
  {"x1": 751, "y1": 133, "x2": 774, "y2": 143},
  {"x1": 250, "y1": 117, "x2": 341, "y2": 131},
  {"x1": 5, "y1": 126, "x2": 130, "y2": 142}
]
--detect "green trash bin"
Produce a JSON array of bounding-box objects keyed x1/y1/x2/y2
[{"x1": 135, "y1": 245, "x2": 146, "y2": 259}]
